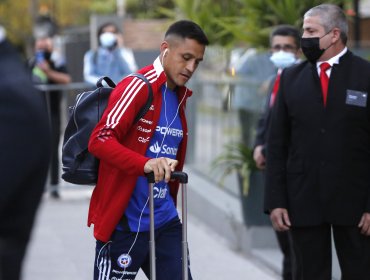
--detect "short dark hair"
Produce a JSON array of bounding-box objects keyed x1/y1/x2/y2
[
  {"x1": 270, "y1": 24, "x2": 301, "y2": 49},
  {"x1": 165, "y1": 20, "x2": 209, "y2": 46}
]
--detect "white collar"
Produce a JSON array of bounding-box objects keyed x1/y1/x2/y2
[
  {"x1": 317, "y1": 47, "x2": 347, "y2": 70},
  {"x1": 153, "y1": 56, "x2": 164, "y2": 77}
]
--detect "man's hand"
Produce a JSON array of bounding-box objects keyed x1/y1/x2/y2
[
  {"x1": 37, "y1": 61, "x2": 71, "y2": 84},
  {"x1": 253, "y1": 145, "x2": 266, "y2": 169},
  {"x1": 270, "y1": 208, "x2": 291, "y2": 231},
  {"x1": 144, "y1": 157, "x2": 178, "y2": 183},
  {"x1": 116, "y1": 33, "x2": 124, "y2": 48},
  {"x1": 358, "y1": 212, "x2": 370, "y2": 236},
  {"x1": 37, "y1": 60, "x2": 51, "y2": 73}
]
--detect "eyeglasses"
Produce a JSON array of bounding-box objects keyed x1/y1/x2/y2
[{"x1": 271, "y1": 44, "x2": 296, "y2": 52}]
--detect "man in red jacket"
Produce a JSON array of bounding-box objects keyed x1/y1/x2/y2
[{"x1": 88, "y1": 20, "x2": 208, "y2": 280}]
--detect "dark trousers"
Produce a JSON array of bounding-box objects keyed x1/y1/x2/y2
[
  {"x1": 276, "y1": 230, "x2": 295, "y2": 280},
  {"x1": 0, "y1": 238, "x2": 27, "y2": 280},
  {"x1": 290, "y1": 224, "x2": 370, "y2": 280},
  {"x1": 0, "y1": 165, "x2": 48, "y2": 280},
  {"x1": 94, "y1": 218, "x2": 192, "y2": 280},
  {"x1": 46, "y1": 91, "x2": 61, "y2": 187},
  {"x1": 49, "y1": 110, "x2": 60, "y2": 185}
]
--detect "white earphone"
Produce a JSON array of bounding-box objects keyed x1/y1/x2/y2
[{"x1": 161, "y1": 49, "x2": 168, "y2": 67}]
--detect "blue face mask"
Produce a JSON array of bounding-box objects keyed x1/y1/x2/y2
[
  {"x1": 99, "y1": 32, "x2": 117, "y2": 48},
  {"x1": 269, "y1": 51, "x2": 296, "y2": 69}
]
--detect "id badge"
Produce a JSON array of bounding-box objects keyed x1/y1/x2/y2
[{"x1": 345, "y1": 89, "x2": 367, "y2": 107}]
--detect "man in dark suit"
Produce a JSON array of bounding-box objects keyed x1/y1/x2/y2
[
  {"x1": 265, "y1": 4, "x2": 370, "y2": 279},
  {"x1": 0, "y1": 26, "x2": 51, "y2": 280},
  {"x1": 253, "y1": 25, "x2": 301, "y2": 280}
]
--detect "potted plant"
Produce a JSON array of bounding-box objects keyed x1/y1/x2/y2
[
  {"x1": 211, "y1": 142, "x2": 256, "y2": 195},
  {"x1": 211, "y1": 142, "x2": 270, "y2": 227}
]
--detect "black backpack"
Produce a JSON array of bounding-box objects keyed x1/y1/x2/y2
[{"x1": 61, "y1": 74, "x2": 153, "y2": 185}]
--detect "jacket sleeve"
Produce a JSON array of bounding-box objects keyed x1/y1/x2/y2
[
  {"x1": 88, "y1": 76, "x2": 150, "y2": 176},
  {"x1": 83, "y1": 50, "x2": 100, "y2": 86},
  {"x1": 254, "y1": 76, "x2": 275, "y2": 149},
  {"x1": 253, "y1": 92, "x2": 272, "y2": 149},
  {"x1": 264, "y1": 71, "x2": 290, "y2": 213}
]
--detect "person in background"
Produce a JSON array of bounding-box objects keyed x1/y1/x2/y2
[
  {"x1": 30, "y1": 33, "x2": 71, "y2": 199},
  {"x1": 231, "y1": 47, "x2": 276, "y2": 148},
  {"x1": 83, "y1": 22, "x2": 137, "y2": 85},
  {"x1": 265, "y1": 4, "x2": 370, "y2": 279},
  {"x1": 88, "y1": 20, "x2": 208, "y2": 279},
  {"x1": 0, "y1": 25, "x2": 51, "y2": 280},
  {"x1": 253, "y1": 24, "x2": 301, "y2": 280}
]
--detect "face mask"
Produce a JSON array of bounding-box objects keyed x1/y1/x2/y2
[
  {"x1": 99, "y1": 32, "x2": 117, "y2": 48},
  {"x1": 300, "y1": 30, "x2": 332, "y2": 63},
  {"x1": 43, "y1": 51, "x2": 52, "y2": 61},
  {"x1": 35, "y1": 50, "x2": 52, "y2": 63},
  {"x1": 270, "y1": 51, "x2": 296, "y2": 69}
]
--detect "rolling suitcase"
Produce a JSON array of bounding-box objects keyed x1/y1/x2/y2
[{"x1": 146, "y1": 171, "x2": 189, "y2": 280}]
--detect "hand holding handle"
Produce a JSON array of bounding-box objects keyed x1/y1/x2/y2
[{"x1": 146, "y1": 171, "x2": 188, "y2": 184}]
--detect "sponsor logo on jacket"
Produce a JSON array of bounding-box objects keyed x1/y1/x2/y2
[{"x1": 137, "y1": 126, "x2": 151, "y2": 133}]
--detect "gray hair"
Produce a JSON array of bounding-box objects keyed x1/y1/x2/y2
[{"x1": 304, "y1": 4, "x2": 348, "y2": 44}]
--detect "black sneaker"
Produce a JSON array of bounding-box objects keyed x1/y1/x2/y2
[{"x1": 50, "y1": 190, "x2": 60, "y2": 199}]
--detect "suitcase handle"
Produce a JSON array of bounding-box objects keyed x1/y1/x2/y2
[
  {"x1": 146, "y1": 171, "x2": 188, "y2": 184},
  {"x1": 146, "y1": 170, "x2": 189, "y2": 280}
]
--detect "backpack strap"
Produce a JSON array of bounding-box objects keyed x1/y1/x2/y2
[
  {"x1": 130, "y1": 73, "x2": 153, "y2": 124},
  {"x1": 96, "y1": 76, "x2": 116, "y2": 88},
  {"x1": 95, "y1": 74, "x2": 152, "y2": 124}
]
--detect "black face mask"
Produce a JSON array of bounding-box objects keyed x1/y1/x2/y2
[
  {"x1": 300, "y1": 37, "x2": 325, "y2": 63},
  {"x1": 300, "y1": 30, "x2": 333, "y2": 63},
  {"x1": 43, "y1": 51, "x2": 52, "y2": 61}
]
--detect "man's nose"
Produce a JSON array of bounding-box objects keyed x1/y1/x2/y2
[{"x1": 186, "y1": 61, "x2": 197, "y2": 73}]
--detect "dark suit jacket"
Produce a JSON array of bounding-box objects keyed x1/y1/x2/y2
[
  {"x1": 254, "y1": 74, "x2": 276, "y2": 151},
  {"x1": 265, "y1": 50, "x2": 370, "y2": 227},
  {"x1": 0, "y1": 39, "x2": 51, "y2": 242}
]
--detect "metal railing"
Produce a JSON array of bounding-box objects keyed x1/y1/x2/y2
[
  {"x1": 186, "y1": 75, "x2": 268, "y2": 197},
  {"x1": 35, "y1": 82, "x2": 93, "y2": 128},
  {"x1": 35, "y1": 82, "x2": 92, "y2": 92}
]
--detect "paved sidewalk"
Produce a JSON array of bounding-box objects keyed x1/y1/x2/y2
[{"x1": 22, "y1": 185, "x2": 279, "y2": 280}]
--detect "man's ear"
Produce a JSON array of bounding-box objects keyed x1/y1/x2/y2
[
  {"x1": 332, "y1": 28, "x2": 341, "y2": 43},
  {"x1": 160, "y1": 41, "x2": 169, "y2": 54},
  {"x1": 296, "y1": 48, "x2": 303, "y2": 59}
]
